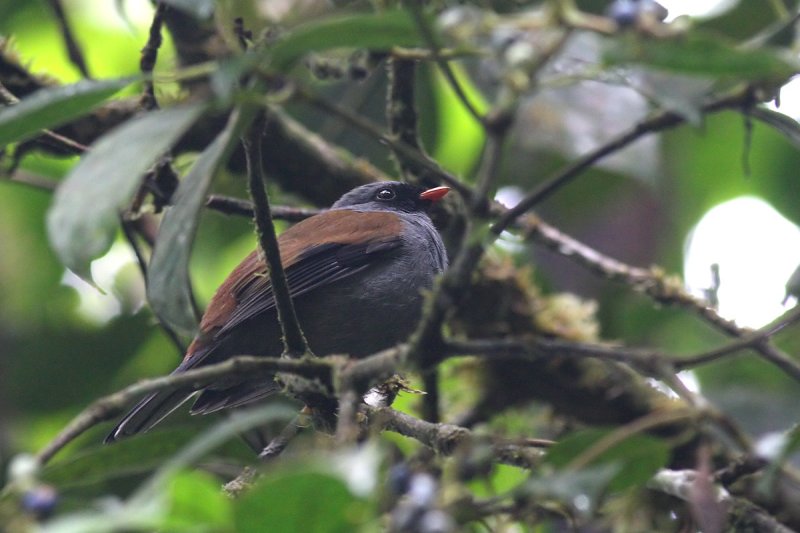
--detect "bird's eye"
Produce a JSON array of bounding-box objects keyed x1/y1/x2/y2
[{"x1": 376, "y1": 188, "x2": 395, "y2": 201}]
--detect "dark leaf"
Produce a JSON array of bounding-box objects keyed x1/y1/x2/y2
[
  {"x1": 269, "y1": 10, "x2": 424, "y2": 72},
  {"x1": 545, "y1": 428, "x2": 670, "y2": 492},
  {"x1": 525, "y1": 464, "x2": 620, "y2": 516},
  {"x1": 46, "y1": 103, "x2": 206, "y2": 284},
  {"x1": 41, "y1": 428, "x2": 197, "y2": 488},
  {"x1": 235, "y1": 471, "x2": 367, "y2": 533},
  {"x1": 161, "y1": 470, "x2": 233, "y2": 531},
  {"x1": 147, "y1": 108, "x2": 253, "y2": 336},
  {"x1": 604, "y1": 33, "x2": 797, "y2": 81},
  {"x1": 757, "y1": 424, "x2": 800, "y2": 496},
  {"x1": 750, "y1": 106, "x2": 800, "y2": 151},
  {"x1": 0, "y1": 78, "x2": 132, "y2": 146},
  {"x1": 138, "y1": 404, "x2": 296, "y2": 496}
]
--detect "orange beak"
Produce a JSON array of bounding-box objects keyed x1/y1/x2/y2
[{"x1": 419, "y1": 186, "x2": 450, "y2": 202}]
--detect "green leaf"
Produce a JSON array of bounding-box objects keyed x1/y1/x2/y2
[
  {"x1": 41, "y1": 428, "x2": 205, "y2": 488},
  {"x1": 161, "y1": 470, "x2": 233, "y2": 532},
  {"x1": 431, "y1": 65, "x2": 487, "y2": 178},
  {"x1": 545, "y1": 428, "x2": 669, "y2": 492},
  {"x1": 526, "y1": 464, "x2": 620, "y2": 515},
  {"x1": 138, "y1": 403, "x2": 296, "y2": 497},
  {"x1": 0, "y1": 78, "x2": 132, "y2": 146},
  {"x1": 236, "y1": 471, "x2": 367, "y2": 533},
  {"x1": 750, "y1": 106, "x2": 800, "y2": 151},
  {"x1": 756, "y1": 424, "x2": 800, "y2": 496},
  {"x1": 604, "y1": 33, "x2": 797, "y2": 80},
  {"x1": 160, "y1": 0, "x2": 215, "y2": 19},
  {"x1": 269, "y1": 10, "x2": 423, "y2": 72},
  {"x1": 46, "y1": 103, "x2": 206, "y2": 284},
  {"x1": 147, "y1": 108, "x2": 254, "y2": 337}
]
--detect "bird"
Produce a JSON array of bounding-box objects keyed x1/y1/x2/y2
[{"x1": 106, "y1": 181, "x2": 450, "y2": 442}]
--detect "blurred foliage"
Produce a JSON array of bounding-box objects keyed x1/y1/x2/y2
[{"x1": 2, "y1": 0, "x2": 800, "y2": 531}]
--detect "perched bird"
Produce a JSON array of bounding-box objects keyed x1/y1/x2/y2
[{"x1": 106, "y1": 181, "x2": 450, "y2": 442}]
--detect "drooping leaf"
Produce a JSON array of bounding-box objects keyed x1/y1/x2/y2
[
  {"x1": 756, "y1": 424, "x2": 800, "y2": 496},
  {"x1": 147, "y1": 108, "x2": 254, "y2": 336},
  {"x1": 545, "y1": 428, "x2": 670, "y2": 492},
  {"x1": 604, "y1": 33, "x2": 797, "y2": 81},
  {"x1": 431, "y1": 64, "x2": 488, "y2": 178},
  {"x1": 160, "y1": 0, "x2": 215, "y2": 20},
  {"x1": 235, "y1": 471, "x2": 367, "y2": 533},
  {"x1": 38, "y1": 505, "x2": 162, "y2": 533},
  {"x1": 46, "y1": 103, "x2": 206, "y2": 284},
  {"x1": 750, "y1": 106, "x2": 800, "y2": 151},
  {"x1": 525, "y1": 464, "x2": 620, "y2": 516},
  {"x1": 137, "y1": 403, "x2": 296, "y2": 496},
  {"x1": 41, "y1": 428, "x2": 195, "y2": 488},
  {"x1": 625, "y1": 69, "x2": 713, "y2": 126},
  {"x1": 0, "y1": 78, "x2": 132, "y2": 146},
  {"x1": 40, "y1": 469, "x2": 234, "y2": 533},
  {"x1": 161, "y1": 470, "x2": 233, "y2": 532},
  {"x1": 268, "y1": 10, "x2": 424, "y2": 72}
]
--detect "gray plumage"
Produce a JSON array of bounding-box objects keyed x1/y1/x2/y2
[{"x1": 106, "y1": 181, "x2": 448, "y2": 442}]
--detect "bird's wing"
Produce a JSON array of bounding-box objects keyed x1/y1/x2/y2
[
  {"x1": 217, "y1": 239, "x2": 400, "y2": 336},
  {"x1": 184, "y1": 209, "x2": 405, "y2": 365},
  {"x1": 105, "y1": 210, "x2": 405, "y2": 442}
]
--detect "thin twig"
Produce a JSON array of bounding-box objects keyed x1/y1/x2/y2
[
  {"x1": 243, "y1": 112, "x2": 308, "y2": 357},
  {"x1": 35, "y1": 328, "x2": 771, "y2": 468},
  {"x1": 567, "y1": 408, "x2": 696, "y2": 472},
  {"x1": 675, "y1": 306, "x2": 800, "y2": 378},
  {"x1": 493, "y1": 87, "x2": 753, "y2": 236},
  {"x1": 46, "y1": 0, "x2": 91, "y2": 78},
  {"x1": 520, "y1": 214, "x2": 800, "y2": 382},
  {"x1": 471, "y1": 125, "x2": 510, "y2": 214},
  {"x1": 650, "y1": 469, "x2": 795, "y2": 533},
  {"x1": 292, "y1": 83, "x2": 473, "y2": 200},
  {"x1": 405, "y1": 3, "x2": 485, "y2": 126},
  {"x1": 386, "y1": 57, "x2": 425, "y2": 182},
  {"x1": 205, "y1": 194, "x2": 320, "y2": 221},
  {"x1": 36, "y1": 355, "x2": 332, "y2": 465},
  {"x1": 222, "y1": 413, "x2": 306, "y2": 496},
  {"x1": 223, "y1": 466, "x2": 259, "y2": 497},
  {"x1": 0, "y1": 81, "x2": 89, "y2": 154},
  {"x1": 223, "y1": 413, "x2": 306, "y2": 496},
  {"x1": 259, "y1": 414, "x2": 304, "y2": 461},
  {"x1": 2, "y1": 172, "x2": 58, "y2": 191},
  {"x1": 335, "y1": 389, "x2": 360, "y2": 444},
  {"x1": 749, "y1": 343, "x2": 800, "y2": 383},
  {"x1": 140, "y1": 2, "x2": 167, "y2": 111},
  {"x1": 445, "y1": 330, "x2": 800, "y2": 385},
  {"x1": 30, "y1": 129, "x2": 89, "y2": 154},
  {"x1": 420, "y1": 370, "x2": 440, "y2": 423},
  {"x1": 368, "y1": 406, "x2": 544, "y2": 469},
  {"x1": 390, "y1": 46, "x2": 476, "y2": 61}
]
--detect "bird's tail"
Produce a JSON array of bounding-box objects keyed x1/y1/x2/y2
[{"x1": 104, "y1": 387, "x2": 194, "y2": 443}]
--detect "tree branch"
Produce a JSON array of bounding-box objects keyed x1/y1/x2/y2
[
  {"x1": 45, "y1": 0, "x2": 90, "y2": 78},
  {"x1": 36, "y1": 355, "x2": 332, "y2": 465},
  {"x1": 385, "y1": 57, "x2": 434, "y2": 186},
  {"x1": 497, "y1": 89, "x2": 745, "y2": 234},
  {"x1": 405, "y1": 3, "x2": 485, "y2": 126},
  {"x1": 293, "y1": 83, "x2": 472, "y2": 199},
  {"x1": 139, "y1": 2, "x2": 167, "y2": 111},
  {"x1": 205, "y1": 195, "x2": 320, "y2": 221},
  {"x1": 520, "y1": 214, "x2": 800, "y2": 382},
  {"x1": 649, "y1": 469, "x2": 796, "y2": 533},
  {"x1": 243, "y1": 112, "x2": 309, "y2": 357},
  {"x1": 368, "y1": 406, "x2": 545, "y2": 469}
]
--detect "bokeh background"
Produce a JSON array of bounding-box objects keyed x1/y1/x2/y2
[{"x1": 2, "y1": 0, "x2": 800, "y2": 515}]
